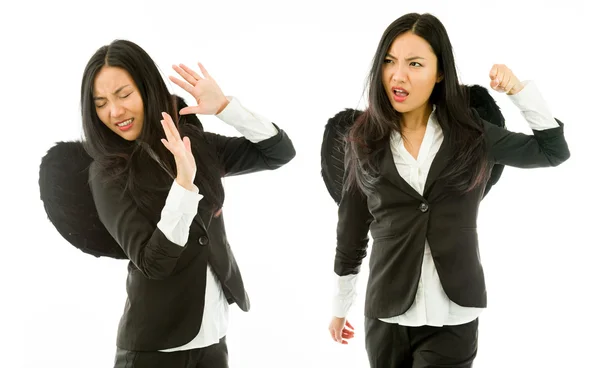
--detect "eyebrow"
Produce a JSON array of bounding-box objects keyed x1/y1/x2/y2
[
  {"x1": 385, "y1": 54, "x2": 426, "y2": 61},
  {"x1": 93, "y1": 84, "x2": 131, "y2": 100}
]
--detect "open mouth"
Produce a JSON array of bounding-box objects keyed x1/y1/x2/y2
[
  {"x1": 115, "y1": 118, "x2": 134, "y2": 131},
  {"x1": 393, "y1": 88, "x2": 409, "y2": 97},
  {"x1": 392, "y1": 87, "x2": 409, "y2": 102}
]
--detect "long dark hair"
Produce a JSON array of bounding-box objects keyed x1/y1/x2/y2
[
  {"x1": 346, "y1": 13, "x2": 488, "y2": 195},
  {"x1": 81, "y1": 39, "x2": 224, "y2": 218}
]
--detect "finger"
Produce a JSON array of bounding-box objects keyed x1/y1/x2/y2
[
  {"x1": 182, "y1": 136, "x2": 192, "y2": 153},
  {"x1": 342, "y1": 328, "x2": 355, "y2": 337},
  {"x1": 342, "y1": 331, "x2": 355, "y2": 339},
  {"x1": 169, "y1": 75, "x2": 195, "y2": 95},
  {"x1": 345, "y1": 320, "x2": 355, "y2": 330},
  {"x1": 502, "y1": 76, "x2": 513, "y2": 92},
  {"x1": 491, "y1": 74, "x2": 504, "y2": 92},
  {"x1": 498, "y1": 71, "x2": 510, "y2": 90},
  {"x1": 330, "y1": 328, "x2": 342, "y2": 343},
  {"x1": 161, "y1": 112, "x2": 182, "y2": 141},
  {"x1": 160, "y1": 138, "x2": 172, "y2": 152},
  {"x1": 180, "y1": 63, "x2": 204, "y2": 81},
  {"x1": 495, "y1": 70, "x2": 505, "y2": 87},
  {"x1": 489, "y1": 64, "x2": 499, "y2": 80},
  {"x1": 506, "y1": 79, "x2": 517, "y2": 94},
  {"x1": 179, "y1": 105, "x2": 204, "y2": 116},
  {"x1": 172, "y1": 64, "x2": 198, "y2": 87},
  {"x1": 197, "y1": 62, "x2": 212, "y2": 80},
  {"x1": 160, "y1": 119, "x2": 175, "y2": 143},
  {"x1": 334, "y1": 329, "x2": 343, "y2": 343}
]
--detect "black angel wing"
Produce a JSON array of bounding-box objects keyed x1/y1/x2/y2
[
  {"x1": 320, "y1": 109, "x2": 363, "y2": 204},
  {"x1": 466, "y1": 84, "x2": 507, "y2": 197},
  {"x1": 38, "y1": 96, "x2": 202, "y2": 259},
  {"x1": 39, "y1": 141, "x2": 128, "y2": 259},
  {"x1": 320, "y1": 84, "x2": 506, "y2": 204}
]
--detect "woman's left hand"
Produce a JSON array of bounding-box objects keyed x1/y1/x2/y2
[
  {"x1": 489, "y1": 64, "x2": 525, "y2": 95},
  {"x1": 169, "y1": 62, "x2": 230, "y2": 115}
]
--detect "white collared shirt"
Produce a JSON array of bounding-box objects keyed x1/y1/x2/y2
[
  {"x1": 333, "y1": 81, "x2": 559, "y2": 327},
  {"x1": 150, "y1": 96, "x2": 278, "y2": 351}
]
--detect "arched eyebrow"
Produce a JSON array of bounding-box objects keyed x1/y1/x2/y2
[{"x1": 93, "y1": 85, "x2": 132, "y2": 100}]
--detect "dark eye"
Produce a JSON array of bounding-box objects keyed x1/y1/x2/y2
[
  {"x1": 410, "y1": 62, "x2": 423, "y2": 67},
  {"x1": 384, "y1": 59, "x2": 393, "y2": 64}
]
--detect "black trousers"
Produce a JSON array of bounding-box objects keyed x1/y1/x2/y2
[
  {"x1": 114, "y1": 336, "x2": 228, "y2": 368},
  {"x1": 365, "y1": 317, "x2": 478, "y2": 368}
]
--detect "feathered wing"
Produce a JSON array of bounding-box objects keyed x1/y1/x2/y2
[
  {"x1": 320, "y1": 108, "x2": 363, "y2": 204},
  {"x1": 466, "y1": 84, "x2": 506, "y2": 197},
  {"x1": 320, "y1": 84, "x2": 506, "y2": 204},
  {"x1": 39, "y1": 141, "x2": 128, "y2": 259},
  {"x1": 38, "y1": 95, "x2": 202, "y2": 259}
]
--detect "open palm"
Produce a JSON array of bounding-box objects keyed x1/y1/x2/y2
[
  {"x1": 160, "y1": 112, "x2": 196, "y2": 188},
  {"x1": 169, "y1": 62, "x2": 229, "y2": 116}
]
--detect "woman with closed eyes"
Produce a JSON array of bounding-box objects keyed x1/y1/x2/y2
[{"x1": 80, "y1": 39, "x2": 295, "y2": 367}]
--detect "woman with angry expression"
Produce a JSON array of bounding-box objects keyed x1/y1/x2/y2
[
  {"x1": 326, "y1": 13, "x2": 569, "y2": 368},
  {"x1": 81, "y1": 40, "x2": 295, "y2": 367}
]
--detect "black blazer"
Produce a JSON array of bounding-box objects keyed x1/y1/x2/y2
[
  {"x1": 335, "y1": 112, "x2": 570, "y2": 319},
  {"x1": 89, "y1": 126, "x2": 295, "y2": 351}
]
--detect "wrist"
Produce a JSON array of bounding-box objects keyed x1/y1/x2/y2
[
  {"x1": 176, "y1": 178, "x2": 195, "y2": 192},
  {"x1": 215, "y1": 97, "x2": 229, "y2": 115},
  {"x1": 507, "y1": 81, "x2": 525, "y2": 95}
]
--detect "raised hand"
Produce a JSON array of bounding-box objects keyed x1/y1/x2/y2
[
  {"x1": 489, "y1": 64, "x2": 525, "y2": 95},
  {"x1": 329, "y1": 317, "x2": 355, "y2": 344},
  {"x1": 169, "y1": 62, "x2": 229, "y2": 116},
  {"x1": 160, "y1": 112, "x2": 197, "y2": 191}
]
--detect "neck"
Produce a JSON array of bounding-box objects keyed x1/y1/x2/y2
[{"x1": 400, "y1": 103, "x2": 433, "y2": 132}]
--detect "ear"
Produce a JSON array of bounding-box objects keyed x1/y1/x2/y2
[{"x1": 436, "y1": 73, "x2": 444, "y2": 83}]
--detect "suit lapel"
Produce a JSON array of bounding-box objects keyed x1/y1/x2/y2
[
  {"x1": 381, "y1": 141, "x2": 423, "y2": 201},
  {"x1": 423, "y1": 131, "x2": 451, "y2": 196}
]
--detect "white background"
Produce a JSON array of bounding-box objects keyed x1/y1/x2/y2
[{"x1": 1, "y1": 0, "x2": 598, "y2": 367}]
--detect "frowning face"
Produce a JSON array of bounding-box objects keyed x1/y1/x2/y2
[
  {"x1": 93, "y1": 66, "x2": 145, "y2": 141},
  {"x1": 382, "y1": 32, "x2": 443, "y2": 115}
]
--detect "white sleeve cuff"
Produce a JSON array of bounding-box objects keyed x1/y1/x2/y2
[
  {"x1": 507, "y1": 80, "x2": 559, "y2": 131},
  {"x1": 216, "y1": 96, "x2": 279, "y2": 143},
  {"x1": 163, "y1": 180, "x2": 203, "y2": 215},
  {"x1": 157, "y1": 180, "x2": 203, "y2": 246},
  {"x1": 332, "y1": 274, "x2": 359, "y2": 318}
]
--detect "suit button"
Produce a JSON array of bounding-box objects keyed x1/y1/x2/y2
[
  {"x1": 419, "y1": 203, "x2": 429, "y2": 212},
  {"x1": 198, "y1": 236, "x2": 209, "y2": 245}
]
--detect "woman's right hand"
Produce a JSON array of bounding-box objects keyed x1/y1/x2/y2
[
  {"x1": 329, "y1": 316, "x2": 355, "y2": 344},
  {"x1": 160, "y1": 112, "x2": 197, "y2": 191}
]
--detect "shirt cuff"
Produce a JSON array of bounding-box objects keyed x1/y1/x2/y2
[
  {"x1": 216, "y1": 96, "x2": 279, "y2": 143},
  {"x1": 163, "y1": 180, "x2": 204, "y2": 215},
  {"x1": 507, "y1": 80, "x2": 559, "y2": 131},
  {"x1": 332, "y1": 274, "x2": 359, "y2": 318}
]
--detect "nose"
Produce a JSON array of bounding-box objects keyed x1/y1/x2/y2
[
  {"x1": 109, "y1": 101, "x2": 126, "y2": 120},
  {"x1": 392, "y1": 65, "x2": 408, "y2": 83}
]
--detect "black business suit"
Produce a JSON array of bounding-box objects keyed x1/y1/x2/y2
[
  {"x1": 335, "y1": 109, "x2": 570, "y2": 366},
  {"x1": 89, "y1": 126, "x2": 295, "y2": 357}
]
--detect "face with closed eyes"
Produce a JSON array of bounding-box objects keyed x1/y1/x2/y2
[
  {"x1": 382, "y1": 32, "x2": 443, "y2": 115},
  {"x1": 93, "y1": 66, "x2": 145, "y2": 141}
]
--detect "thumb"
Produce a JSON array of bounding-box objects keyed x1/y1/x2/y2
[
  {"x1": 334, "y1": 326, "x2": 343, "y2": 343},
  {"x1": 179, "y1": 106, "x2": 203, "y2": 116},
  {"x1": 490, "y1": 79, "x2": 501, "y2": 91}
]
